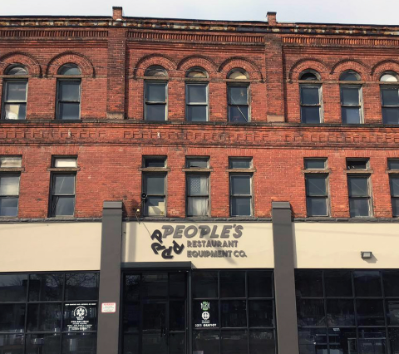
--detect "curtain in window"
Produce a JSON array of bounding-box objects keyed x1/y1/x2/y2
[{"x1": 188, "y1": 175, "x2": 208, "y2": 216}]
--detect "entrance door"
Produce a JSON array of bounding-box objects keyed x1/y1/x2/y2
[{"x1": 122, "y1": 271, "x2": 188, "y2": 354}]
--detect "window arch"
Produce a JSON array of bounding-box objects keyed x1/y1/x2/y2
[
  {"x1": 57, "y1": 64, "x2": 82, "y2": 120},
  {"x1": 227, "y1": 68, "x2": 249, "y2": 122},
  {"x1": 2, "y1": 64, "x2": 28, "y2": 120},
  {"x1": 339, "y1": 71, "x2": 363, "y2": 124},
  {"x1": 185, "y1": 67, "x2": 208, "y2": 122},
  {"x1": 228, "y1": 68, "x2": 249, "y2": 80},
  {"x1": 144, "y1": 65, "x2": 168, "y2": 78},
  {"x1": 380, "y1": 72, "x2": 399, "y2": 124},
  {"x1": 299, "y1": 70, "x2": 320, "y2": 81},
  {"x1": 340, "y1": 70, "x2": 361, "y2": 81},
  {"x1": 299, "y1": 70, "x2": 322, "y2": 124},
  {"x1": 144, "y1": 66, "x2": 168, "y2": 121},
  {"x1": 380, "y1": 72, "x2": 399, "y2": 82},
  {"x1": 186, "y1": 67, "x2": 208, "y2": 79}
]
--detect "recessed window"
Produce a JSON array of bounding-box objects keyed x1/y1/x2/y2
[
  {"x1": 229, "y1": 158, "x2": 253, "y2": 216},
  {"x1": 186, "y1": 67, "x2": 207, "y2": 79},
  {"x1": 340, "y1": 72, "x2": 362, "y2": 124},
  {"x1": 381, "y1": 87, "x2": 399, "y2": 125},
  {"x1": 228, "y1": 69, "x2": 248, "y2": 80},
  {"x1": 348, "y1": 176, "x2": 371, "y2": 217},
  {"x1": 144, "y1": 65, "x2": 168, "y2": 78},
  {"x1": 53, "y1": 157, "x2": 78, "y2": 168},
  {"x1": 186, "y1": 158, "x2": 210, "y2": 217},
  {"x1": 304, "y1": 159, "x2": 329, "y2": 217},
  {"x1": 388, "y1": 159, "x2": 399, "y2": 170},
  {"x1": 57, "y1": 64, "x2": 81, "y2": 120},
  {"x1": 388, "y1": 159, "x2": 399, "y2": 217},
  {"x1": 186, "y1": 158, "x2": 208, "y2": 168},
  {"x1": 346, "y1": 159, "x2": 369, "y2": 170},
  {"x1": 58, "y1": 63, "x2": 81, "y2": 76},
  {"x1": 229, "y1": 158, "x2": 252, "y2": 169},
  {"x1": 2, "y1": 65, "x2": 28, "y2": 120},
  {"x1": 0, "y1": 174, "x2": 20, "y2": 217},
  {"x1": 304, "y1": 158, "x2": 326, "y2": 170},
  {"x1": 186, "y1": 84, "x2": 208, "y2": 122},
  {"x1": 0, "y1": 156, "x2": 22, "y2": 168},
  {"x1": 339, "y1": 71, "x2": 360, "y2": 81},
  {"x1": 299, "y1": 71, "x2": 322, "y2": 124},
  {"x1": 227, "y1": 69, "x2": 249, "y2": 123},
  {"x1": 144, "y1": 157, "x2": 166, "y2": 168},
  {"x1": 380, "y1": 72, "x2": 398, "y2": 82},
  {"x1": 299, "y1": 72, "x2": 319, "y2": 81}
]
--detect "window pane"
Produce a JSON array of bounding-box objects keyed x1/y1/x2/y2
[
  {"x1": 63, "y1": 303, "x2": 97, "y2": 331},
  {"x1": 65, "y1": 273, "x2": 99, "y2": 301},
  {"x1": 170, "y1": 301, "x2": 185, "y2": 330},
  {"x1": 123, "y1": 334, "x2": 139, "y2": 354},
  {"x1": 229, "y1": 86, "x2": 248, "y2": 104},
  {"x1": 296, "y1": 299, "x2": 325, "y2": 326},
  {"x1": 298, "y1": 328, "x2": 327, "y2": 354},
  {"x1": 0, "y1": 274, "x2": 27, "y2": 302},
  {"x1": 230, "y1": 158, "x2": 251, "y2": 169},
  {"x1": 4, "y1": 104, "x2": 26, "y2": 120},
  {"x1": 188, "y1": 175, "x2": 208, "y2": 196},
  {"x1": 59, "y1": 64, "x2": 81, "y2": 76},
  {"x1": 356, "y1": 299, "x2": 384, "y2": 326},
  {"x1": 229, "y1": 106, "x2": 249, "y2": 122},
  {"x1": 193, "y1": 331, "x2": 219, "y2": 354},
  {"x1": 349, "y1": 198, "x2": 370, "y2": 217},
  {"x1": 390, "y1": 176, "x2": 399, "y2": 197},
  {"x1": 145, "y1": 104, "x2": 166, "y2": 121},
  {"x1": 144, "y1": 158, "x2": 165, "y2": 168},
  {"x1": 59, "y1": 81, "x2": 80, "y2": 101},
  {"x1": 193, "y1": 272, "x2": 218, "y2": 298},
  {"x1": 169, "y1": 333, "x2": 185, "y2": 354},
  {"x1": 187, "y1": 197, "x2": 208, "y2": 216},
  {"x1": 220, "y1": 272, "x2": 245, "y2": 297},
  {"x1": 142, "y1": 333, "x2": 167, "y2": 354},
  {"x1": 0, "y1": 176, "x2": 20, "y2": 195},
  {"x1": 187, "y1": 158, "x2": 208, "y2": 168},
  {"x1": 387, "y1": 300, "x2": 399, "y2": 325},
  {"x1": 388, "y1": 160, "x2": 399, "y2": 170},
  {"x1": 221, "y1": 330, "x2": 247, "y2": 354},
  {"x1": 54, "y1": 158, "x2": 77, "y2": 168},
  {"x1": 306, "y1": 175, "x2": 327, "y2": 196},
  {"x1": 342, "y1": 107, "x2": 361, "y2": 124},
  {"x1": 141, "y1": 274, "x2": 167, "y2": 298},
  {"x1": 53, "y1": 175, "x2": 75, "y2": 195},
  {"x1": 62, "y1": 333, "x2": 96, "y2": 354},
  {"x1": 249, "y1": 300, "x2": 273, "y2": 327},
  {"x1": 301, "y1": 107, "x2": 320, "y2": 124},
  {"x1": 383, "y1": 108, "x2": 399, "y2": 124},
  {"x1": 145, "y1": 175, "x2": 165, "y2": 195},
  {"x1": 295, "y1": 270, "x2": 323, "y2": 297},
  {"x1": 146, "y1": 83, "x2": 166, "y2": 102},
  {"x1": 248, "y1": 271, "x2": 273, "y2": 298},
  {"x1": 354, "y1": 271, "x2": 381, "y2": 297},
  {"x1": 304, "y1": 159, "x2": 326, "y2": 169},
  {"x1": 358, "y1": 329, "x2": 387, "y2": 354},
  {"x1": 328, "y1": 328, "x2": 357, "y2": 354},
  {"x1": 169, "y1": 273, "x2": 186, "y2": 298},
  {"x1": 0, "y1": 304, "x2": 26, "y2": 332},
  {"x1": 124, "y1": 275, "x2": 140, "y2": 302},
  {"x1": 347, "y1": 159, "x2": 368, "y2": 170},
  {"x1": 142, "y1": 302, "x2": 166, "y2": 330},
  {"x1": 53, "y1": 196, "x2": 75, "y2": 216},
  {"x1": 324, "y1": 270, "x2": 353, "y2": 297},
  {"x1": 145, "y1": 196, "x2": 166, "y2": 216},
  {"x1": 390, "y1": 328, "x2": 399, "y2": 354},
  {"x1": 123, "y1": 303, "x2": 139, "y2": 332},
  {"x1": 0, "y1": 334, "x2": 24, "y2": 354},
  {"x1": 0, "y1": 157, "x2": 22, "y2": 168},
  {"x1": 5, "y1": 82, "x2": 27, "y2": 101},
  {"x1": 59, "y1": 103, "x2": 80, "y2": 120},
  {"x1": 187, "y1": 84, "x2": 207, "y2": 103},
  {"x1": 231, "y1": 175, "x2": 251, "y2": 195},
  {"x1": 301, "y1": 87, "x2": 320, "y2": 105},
  {"x1": 0, "y1": 197, "x2": 19, "y2": 217},
  {"x1": 7, "y1": 66, "x2": 28, "y2": 76},
  {"x1": 26, "y1": 334, "x2": 61, "y2": 354},
  {"x1": 382, "y1": 88, "x2": 399, "y2": 105},
  {"x1": 193, "y1": 300, "x2": 219, "y2": 328},
  {"x1": 187, "y1": 106, "x2": 207, "y2": 122},
  {"x1": 231, "y1": 197, "x2": 251, "y2": 216},
  {"x1": 29, "y1": 274, "x2": 63, "y2": 301},
  {"x1": 383, "y1": 271, "x2": 399, "y2": 296},
  {"x1": 326, "y1": 299, "x2": 355, "y2": 326},
  {"x1": 306, "y1": 197, "x2": 327, "y2": 216},
  {"x1": 348, "y1": 177, "x2": 368, "y2": 197},
  {"x1": 27, "y1": 303, "x2": 62, "y2": 332},
  {"x1": 249, "y1": 330, "x2": 275, "y2": 354},
  {"x1": 341, "y1": 87, "x2": 360, "y2": 105},
  {"x1": 340, "y1": 71, "x2": 360, "y2": 81}
]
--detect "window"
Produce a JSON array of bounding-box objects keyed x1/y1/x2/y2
[
  {"x1": 2, "y1": 65, "x2": 28, "y2": 120},
  {"x1": 380, "y1": 72, "x2": 399, "y2": 124},
  {"x1": 296, "y1": 269, "x2": 399, "y2": 354},
  {"x1": 0, "y1": 156, "x2": 22, "y2": 217},
  {"x1": 193, "y1": 270, "x2": 276, "y2": 354},
  {"x1": 186, "y1": 158, "x2": 210, "y2": 217},
  {"x1": 49, "y1": 157, "x2": 77, "y2": 217},
  {"x1": 142, "y1": 157, "x2": 166, "y2": 216},
  {"x1": 227, "y1": 69, "x2": 249, "y2": 123},
  {"x1": 388, "y1": 159, "x2": 399, "y2": 216},
  {"x1": 186, "y1": 68, "x2": 208, "y2": 122},
  {"x1": 144, "y1": 66, "x2": 168, "y2": 121},
  {"x1": 0, "y1": 271, "x2": 99, "y2": 354},
  {"x1": 57, "y1": 64, "x2": 81, "y2": 120},
  {"x1": 348, "y1": 175, "x2": 371, "y2": 217},
  {"x1": 299, "y1": 71, "x2": 322, "y2": 124},
  {"x1": 340, "y1": 71, "x2": 362, "y2": 124},
  {"x1": 229, "y1": 158, "x2": 253, "y2": 216},
  {"x1": 304, "y1": 158, "x2": 329, "y2": 217}
]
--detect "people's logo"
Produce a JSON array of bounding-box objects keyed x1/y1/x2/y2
[
  {"x1": 201, "y1": 301, "x2": 210, "y2": 311},
  {"x1": 73, "y1": 306, "x2": 87, "y2": 321},
  {"x1": 202, "y1": 311, "x2": 210, "y2": 320}
]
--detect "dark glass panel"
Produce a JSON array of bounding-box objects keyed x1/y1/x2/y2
[
  {"x1": 354, "y1": 271, "x2": 382, "y2": 297},
  {"x1": 295, "y1": 270, "x2": 323, "y2": 297},
  {"x1": 144, "y1": 158, "x2": 165, "y2": 168},
  {"x1": 326, "y1": 299, "x2": 355, "y2": 327},
  {"x1": 248, "y1": 271, "x2": 273, "y2": 298},
  {"x1": 390, "y1": 176, "x2": 399, "y2": 197},
  {"x1": 145, "y1": 104, "x2": 166, "y2": 121},
  {"x1": 389, "y1": 329, "x2": 399, "y2": 354},
  {"x1": 221, "y1": 330, "x2": 247, "y2": 354},
  {"x1": 340, "y1": 72, "x2": 360, "y2": 81},
  {"x1": 187, "y1": 84, "x2": 207, "y2": 103},
  {"x1": 146, "y1": 83, "x2": 166, "y2": 102},
  {"x1": 193, "y1": 300, "x2": 219, "y2": 328},
  {"x1": 300, "y1": 72, "x2": 319, "y2": 81},
  {"x1": 231, "y1": 197, "x2": 251, "y2": 216},
  {"x1": 27, "y1": 303, "x2": 62, "y2": 332},
  {"x1": 58, "y1": 64, "x2": 81, "y2": 76},
  {"x1": 249, "y1": 330, "x2": 275, "y2": 354},
  {"x1": 63, "y1": 303, "x2": 97, "y2": 331},
  {"x1": 53, "y1": 196, "x2": 75, "y2": 216},
  {"x1": 170, "y1": 333, "x2": 185, "y2": 354},
  {"x1": 192, "y1": 272, "x2": 218, "y2": 298},
  {"x1": 29, "y1": 274, "x2": 63, "y2": 301},
  {"x1": 231, "y1": 175, "x2": 251, "y2": 195},
  {"x1": 349, "y1": 198, "x2": 370, "y2": 217},
  {"x1": 298, "y1": 328, "x2": 327, "y2": 354},
  {"x1": 145, "y1": 175, "x2": 165, "y2": 195},
  {"x1": 221, "y1": 300, "x2": 247, "y2": 327},
  {"x1": 169, "y1": 273, "x2": 186, "y2": 298},
  {"x1": 53, "y1": 175, "x2": 75, "y2": 195},
  {"x1": 328, "y1": 328, "x2": 357, "y2": 354},
  {"x1": 4, "y1": 103, "x2": 26, "y2": 120},
  {"x1": 0, "y1": 304, "x2": 25, "y2": 332},
  {"x1": 186, "y1": 158, "x2": 208, "y2": 168},
  {"x1": 123, "y1": 303, "x2": 139, "y2": 332},
  {"x1": 382, "y1": 88, "x2": 399, "y2": 105},
  {"x1": 122, "y1": 334, "x2": 139, "y2": 354},
  {"x1": 229, "y1": 86, "x2": 248, "y2": 104},
  {"x1": 229, "y1": 106, "x2": 249, "y2": 122},
  {"x1": 249, "y1": 300, "x2": 273, "y2": 327},
  {"x1": 170, "y1": 301, "x2": 185, "y2": 330},
  {"x1": 220, "y1": 272, "x2": 245, "y2": 297},
  {"x1": 301, "y1": 87, "x2": 320, "y2": 105},
  {"x1": 142, "y1": 333, "x2": 167, "y2": 354},
  {"x1": 142, "y1": 303, "x2": 166, "y2": 330},
  {"x1": 383, "y1": 271, "x2": 399, "y2": 296},
  {"x1": 358, "y1": 328, "x2": 387, "y2": 354},
  {"x1": 187, "y1": 106, "x2": 207, "y2": 122},
  {"x1": 342, "y1": 107, "x2": 361, "y2": 124},
  {"x1": 392, "y1": 198, "x2": 399, "y2": 216},
  {"x1": 387, "y1": 300, "x2": 399, "y2": 325},
  {"x1": 324, "y1": 270, "x2": 353, "y2": 297},
  {"x1": 301, "y1": 107, "x2": 320, "y2": 124},
  {"x1": 347, "y1": 160, "x2": 368, "y2": 170},
  {"x1": 124, "y1": 275, "x2": 141, "y2": 302},
  {"x1": 230, "y1": 159, "x2": 252, "y2": 169},
  {"x1": 341, "y1": 87, "x2": 360, "y2": 105},
  {"x1": 304, "y1": 159, "x2": 326, "y2": 170},
  {"x1": 145, "y1": 66, "x2": 167, "y2": 78},
  {"x1": 0, "y1": 197, "x2": 19, "y2": 217},
  {"x1": 306, "y1": 197, "x2": 327, "y2": 216},
  {"x1": 59, "y1": 103, "x2": 80, "y2": 120},
  {"x1": 296, "y1": 299, "x2": 325, "y2": 326},
  {"x1": 306, "y1": 175, "x2": 327, "y2": 196},
  {"x1": 0, "y1": 274, "x2": 27, "y2": 301},
  {"x1": 65, "y1": 273, "x2": 99, "y2": 301},
  {"x1": 348, "y1": 177, "x2": 369, "y2": 197},
  {"x1": 26, "y1": 334, "x2": 61, "y2": 354},
  {"x1": 356, "y1": 300, "x2": 384, "y2": 326},
  {"x1": 193, "y1": 331, "x2": 220, "y2": 354},
  {"x1": 0, "y1": 334, "x2": 24, "y2": 354},
  {"x1": 382, "y1": 108, "x2": 399, "y2": 125},
  {"x1": 5, "y1": 82, "x2": 27, "y2": 101},
  {"x1": 59, "y1": 81, "x2": 80, "y2": 101},
  {"x1": 141, "y1": 274, "x2": 167, "y2": 298},
  {"x1": 62, "y1": 333, "x2": 96, "y2": 354}
]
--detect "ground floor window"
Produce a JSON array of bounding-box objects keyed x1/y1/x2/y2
[
  {"x1": 295, "y1": 269, "x2": 399, "y2": 354},
  {"x1": 0, "y1": 272, "x2": 99, "y2": 354}
]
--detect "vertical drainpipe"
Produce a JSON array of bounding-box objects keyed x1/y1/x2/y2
[
  {"x1": 272, "y1": 201, "x2": 299, "y2": 354},
  {"x1": 97, "y1": 201, "x2": 123, "y2": 354}
]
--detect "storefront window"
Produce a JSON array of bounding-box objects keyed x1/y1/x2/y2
[
  {"x1": 0, "y1": 272, "x2": 99, "y2": 354},
  {"x1": 296, "y1": 270, "x2": 399, "y2": 354}
]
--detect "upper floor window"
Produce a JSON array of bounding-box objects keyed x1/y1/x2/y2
[
  {"x1": 388, "y1": 159, "x2": 399, "y2": 217},
  {"x1": 144, "y1": 66, "x2": 168, "y2": 122},
  {"x1": 380, "y1": 72, "x2": 399, "y2": 125},
  {"x1": 186, "y1": 157, "x2": 210, "y2": 217},
  {"x1": 340, "y1": 71, "x2": 363, "y2": 124},
  {"x1": 229, "y1": 158, "x2": 253, "y2": 216},
  {"x1": 2, "y1": 65, "x2": 28, "y2": 120},
  {"x1": 186, "y1": 67, "x2": 208, "y2": 122},
  {"x1": 0, "y1": 156, "x2": 22, "y2": 217},
  {"x1": 227, "y1": 69, "x2": 249, "y2": 123},
  {"x1": 56, "y1": 64, "x2": 81, "y2": 120},
  {"x1": 299, "y1": 70, "x2": 322, "y2": 124}
]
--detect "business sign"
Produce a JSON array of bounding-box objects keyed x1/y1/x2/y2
[
  {"x1": 64, "y1": 303, "x2": 97, "y2": 331},
  {"x1": 194, "y1": 300, "x2": 218, "y2": 328}
]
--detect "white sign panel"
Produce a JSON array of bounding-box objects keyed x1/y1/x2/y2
[{"x1": 101, "y1": 302, "x2": 117, "y2": 313}]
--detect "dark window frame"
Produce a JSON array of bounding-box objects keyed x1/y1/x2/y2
[
  {"x1": 2, "y1": 79, "x2": 28, "y2": 120},
  {"x1": 340, "y1": 84, "x2": 363, "y2": 124},
  {"x1": 0, "y1": 173, "x2": 20, "y2": 217},
  {"x1": 347, "y1": 175, "x2": 372, "y2": 217},
  {"x1": 227, "y1": 83, "x2": 250, "y2": 123},
  {"x1": 380, "y1": 85, "x2": 399, "y2": 125},
  {"x1": 185, "y1": 82, "x2": 209, "y2": 122},
  {"x1": 49, "y1": 172, "x2": 76, "y2": 217},
  {"x1": 300, "y1": 84, "x2": 322, "y2": 124},
  {"x1": 144, "y1": 81, "x2": 168, "y2": 121},
  {"x1": 186, "y1": 172, "x2": 210, "y2": 217},
  {"x1": 229, "y1": 173, "x2": 253, "y2": 217},
  {"x1": 56, "y1": 79, "x2": 82, "y2": 120},
  {"x1": 142, "y1": 172, "x2": 167, "y2": 217},
  {"x1": 305, "y1": 174, "x2": 329, "y2": 217}
]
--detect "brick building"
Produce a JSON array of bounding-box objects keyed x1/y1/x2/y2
[{"x1": 1, "y1": 6, "x2": 399, "y2": 354}]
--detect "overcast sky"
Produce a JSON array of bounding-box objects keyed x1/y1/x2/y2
[{"x1": 0, "y1": 0, "x2": 398, "y2": 26}]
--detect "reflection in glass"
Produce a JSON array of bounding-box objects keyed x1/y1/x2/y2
[
  {"x1": 193, "y1": 331, "x2": 219, "y2": 354},
  {"x1": 295, "y1": 270, "x2": 323, "y2": 297},
  {"x1": 65, "y1": 273, "x2": 98, "y2": 301},
  {"x1": 0, "y1": 304, "x2": 26, "y2": 332},
  {"x1": 27, "y1": 304, "x2": 62, "y2": 332},
  {"x1": 221, "y1": 300, "x2": 247, "y2": 327},
  {"x1": 29, "y1": 274, "x2": 63, "y2": 302},
  {"x1": 142, "y1": 333, "x2": 167, "y2": 354},
  {"x1": 122, "y1": 334, "x2": 139, "y2": 354},
  {"x1": 249, "y1": 330, "x2": 275, "y2": 354},
  {"x1": 249, "y1": 300, "x2": 273, "y2": 327},
  {"x1": 358, "y1": 328, "x2": 386, "y2": 354},
  {"x1": 141, "y1": 274, "x2": 167, "y2": 298},
  {"x1": 383, "y1": 271, "x2": 399, "y2": 297},
  {"x1": 0, "y1": 274, "x2": 27, "y2": 302},
  {"x1": 298, "y1": 328, "x2": 327, "y2": 354},
  {"x1": 297, "y1": 299, "x2": 325, "y2": 326},
  {"x1": 193, "y1": 272, "x2": 218, "y2": 298},
  {"x1": 326, "y1": 299, "x2": 355, "y2": 327},
  {"x1": 354, "y1": 271, "x2": 382, "y2": 297},
  {"x1": 0, "y1": 334, "x2": 24, "y2": 354},
  {"x1": 123, "y1": 303, "x2": 140, "y2": 332},
  {"x1": 62, "y1": 333, "x2": 96, "y2": 354},
  {"x1": 124, "y1": 275, "x2": 140, "y2": 302},
  {"x1": 328, "y1": 328, "x2": 357, "y2": 354},
  {"x1": 324, "y1": 270, "x2": 352, "y2": 297},
  {"x1": 26, "y1": 334, "x2": 61, "y2": 354},
  {"x1": 221, "y1": 330, "x2": 248, "y2": 354},
  {"x1": 356, "y1": 300, "x2": 384, "y2": 326},
  {"x1": 220, "y1": 272, "x2": 245, "y2": 297},
  {"x1": 248, "y1": 271, "x2": 273, "y2": 298}
]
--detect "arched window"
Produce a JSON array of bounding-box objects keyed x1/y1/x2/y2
[
  {"x1": 144, "y1": 65, "x2": 168, "y2": 121},
  {"x1": 227, "y1": 69, "x2": 249, "y2": 123},
  {"x1": 380, "y1": 72, "x2": 399, "y2": 124},
  {"x1": 2, "y1": 65, "x2": 28, "y2": 120},
  {"x1": 57, "y1": 64, "x2": 81, "y2": 120},
  {"x1": 339, "y1": 71, "x2": 363, "y2": 124},
  {"x1": 186, "y1": 67, "x2": 208, "y2": 122},
  {"x1": 299, "y1": 70, "x2": 322, "y2": 124}
]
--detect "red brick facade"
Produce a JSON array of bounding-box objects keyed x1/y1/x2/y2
[{"x1": 1, "y1": 8, "x2": 399, "y2": 219}]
